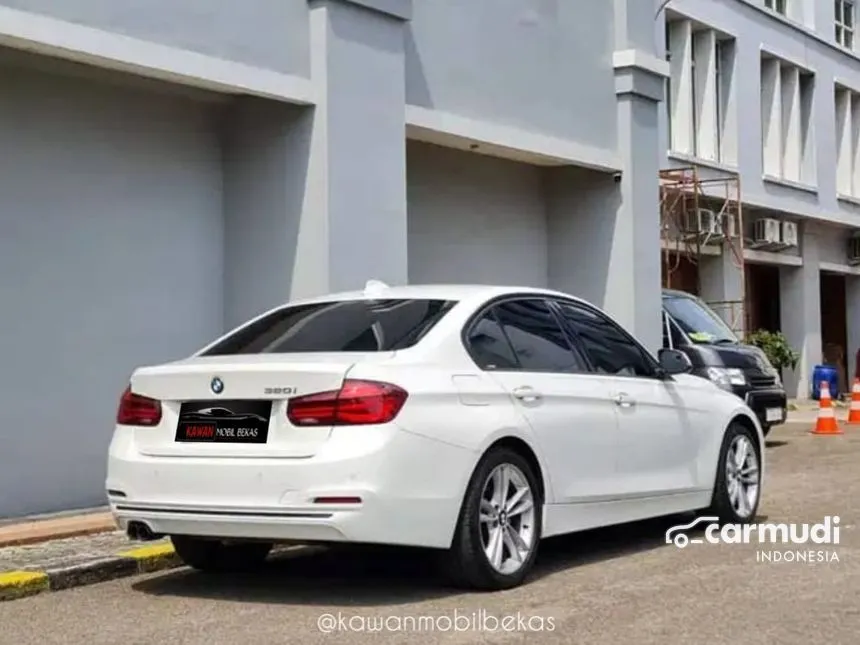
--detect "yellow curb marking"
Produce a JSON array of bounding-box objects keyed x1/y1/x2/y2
[
  {"x1": 0, "y1": 571, "x2": 50, "y2": 590},
  {"x1": 118, "y1": 543, "x2": 176, "y2": 560}
]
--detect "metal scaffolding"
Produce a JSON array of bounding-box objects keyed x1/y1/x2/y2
[{"x1": 659, "y1": 166, "x2": 748, "y2": 335}]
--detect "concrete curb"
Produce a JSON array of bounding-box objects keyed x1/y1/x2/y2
[
  {"x1": 0, "y1": 543, "x2": 180, "y2": 602},
  {"x1": 0, "y1": 513, "x2": 116, "y2": 548}
]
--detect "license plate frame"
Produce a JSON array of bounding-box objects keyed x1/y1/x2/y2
[
  {"x1": 175, "y1": 400, "x2": 272, "y2": 444},
  {"x1": 765, "y1": 407, "x2": 783, "y2": 423}
]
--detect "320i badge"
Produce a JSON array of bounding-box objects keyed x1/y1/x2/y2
[{"x1": 175, "y1": 401, "x2": 272, "y2": 444}]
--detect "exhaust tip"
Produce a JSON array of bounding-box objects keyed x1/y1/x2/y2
[{"x1": 126, "y1": 521, "x2": 160, "y2": 542}]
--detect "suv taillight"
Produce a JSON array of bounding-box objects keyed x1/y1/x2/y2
[
  {"x1": 116, "y1": 385, "x2": 162, "y2": 426},
  {"x1": 286, "y1": 379, "x2": 408, "y2": 426}
]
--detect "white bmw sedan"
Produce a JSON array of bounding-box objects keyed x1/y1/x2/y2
[{"x1": 107, "y1": 282, "x2": 764, "y2": 590}]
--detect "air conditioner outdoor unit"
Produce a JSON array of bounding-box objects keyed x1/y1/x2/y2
[
  {"x1": 681, "y1": 208, "x2": 724, "y2": 243},
  {"x1": 848, "y1": 233, "x2": 860, "y2": 266},
  {"x1": 752, "y1": 218, "x2": 781, "y2": 248},
  {"x1": 781, "y1": 221, "x2": 799, "y2": 248}
]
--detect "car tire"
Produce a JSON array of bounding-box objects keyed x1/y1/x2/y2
[
  {"x1": 762, "y1": 424, "x2": 772, "y2": 437},
  {"x1": 171, "y1": 535, "x2": 273, "y2": 573},
  {"x1": 443, "y1": 447, "x2": 543, "y2": 591},
  {"x1": 706, "y1": 422, "x2": 762, "y2": 524}
]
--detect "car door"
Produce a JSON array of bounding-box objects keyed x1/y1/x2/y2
[
  {"x1": 551, "y1": 299, "x2": 700, "y2": 498},
  {"x1": 465, "y1": 298, "x2": 621, "y2": 503}
]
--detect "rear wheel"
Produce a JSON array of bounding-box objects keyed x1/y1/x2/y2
[
  {"x1": 706, "y1": 423, "x2": 762, "y2": 523},
  {"x1": 171, "y1": 535, "x2": 273, "y2": 573},
  {"x1": 443, "y1": 447, "x2": 542, "y2": 590}
]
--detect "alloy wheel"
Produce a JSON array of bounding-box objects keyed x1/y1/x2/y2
[
  {"x1": 725, "y1": 434, "x2": 760, "y2": 519},
  {"x1": 479, "y1": 463, "x2": 536, "y2": 575}
]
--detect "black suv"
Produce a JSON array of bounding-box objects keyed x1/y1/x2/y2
[{"x1": 662, "y1": 289, "x2": 787, "y2": 436}]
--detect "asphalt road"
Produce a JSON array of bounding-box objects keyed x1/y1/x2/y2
[{"x1": 2, "y1": 421, "x2": 858, "y2": 645}]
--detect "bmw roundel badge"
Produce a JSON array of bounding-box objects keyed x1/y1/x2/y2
[{"x1": 210, "y1": 377, "x2": 224, "y2": 394}]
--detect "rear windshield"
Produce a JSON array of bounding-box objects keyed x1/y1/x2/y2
[{"x1": 201, "y1": 299, "x2": 458, "y2": 355}]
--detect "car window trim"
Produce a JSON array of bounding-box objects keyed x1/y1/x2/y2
[
  {"x1": 548, "y1": 297, "x2": 663, "y2": 380},
  {"x1": 461, "y1": 295, "x2": 589, "y2": 374}
]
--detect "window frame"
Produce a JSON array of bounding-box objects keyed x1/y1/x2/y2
[
  {"x1": 765, "y1": 0, "x2": 787, "y2": 15},
  {"x1": 461, "y1": 295, "x2": 589, "y2": 375},
  {"x1": 546, "y1": 298, "x2": 664, "y2": 380},
  {"x1": 836, "y1": 0, "x2": 855, "y2": 50}
]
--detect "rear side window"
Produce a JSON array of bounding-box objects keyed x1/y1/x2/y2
[
  {"x1": 466, "y1": 313, "x2": 520, "y2": 370},
  {"x1": 202, "y1": 299, "x2": 457, "y2": 355}
]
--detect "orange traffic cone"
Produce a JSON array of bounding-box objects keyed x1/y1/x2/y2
[
  {"x1": 812, "y1": 381, "x2": 843, "y2": 435},
  {"x1": 848, "y1": 379, "x2": 860, "y2": 425}
]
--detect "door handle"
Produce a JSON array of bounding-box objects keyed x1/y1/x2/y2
[
  {"x1": 512, "y1": 386, "x2": 542, "y2": 402},
  {"x1": 613, "y1": 393, "x2": 635, "y2": 408}
]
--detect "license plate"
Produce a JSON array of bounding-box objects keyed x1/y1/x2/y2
[
  {"x1": 765, "y1": 407, "x2": 783, "y2": 422},
  {"x1": 175, "y1": 400, "x2": 271, "y2": 443}
]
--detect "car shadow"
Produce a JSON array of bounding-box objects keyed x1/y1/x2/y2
[
  {"x1": 765, "y1": 440, "x2": 788, "y2": 448},
  {"x1": 131, "y1": 513, "x2": 705, "y2": 606}
]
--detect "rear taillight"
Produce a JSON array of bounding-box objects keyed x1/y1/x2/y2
[
  {"x1": 286, "y1": 379, "x2": 408, "y2": 426},
  {"x1": 116, "y1": 385, "x2": 162, "y2": 426}
]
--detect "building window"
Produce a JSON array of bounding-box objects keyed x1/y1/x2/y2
[
  {"x1": 765, "y1": 0, "x2": 787, "y2": 15},
  {"x1": 760, "y1": 55, "x2": 815, "y2": 185},
  {"x1": 835, "y1": 84, "x2": 860, "y2": 197},
  {"x1": 666, "y1": 19, "x2": 737, "y2": 165},
  {"x1": 836, "y1": 0, "x2": 855, "y2": 49}
]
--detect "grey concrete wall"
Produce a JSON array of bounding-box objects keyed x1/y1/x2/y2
[
  {"x1": 0, "y1": 60, "x2": 224, "y2": 517},
  {"x1": 0, "y1": 0, "x2": 311, "y2": 75},
  {"x1": 406, "y1": 142, "x2": 548, "y2": 287},
  {"x1": 405, "y1": 0, "x2": 617, "y2": 152},
  {"x1": 221, "y1": 99, "x2": 313, "y2": 330},
  {"x1": 0, "y1": 0, "x2": 669, "y2": 517}
]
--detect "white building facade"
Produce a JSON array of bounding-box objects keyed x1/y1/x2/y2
[{"x1": 661, "y1": 0, "x2": 860, "y2": 399}]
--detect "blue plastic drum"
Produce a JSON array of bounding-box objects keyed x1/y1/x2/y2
[{"x1": 811, "y1": 364, "x2": 839, "y2": 400}]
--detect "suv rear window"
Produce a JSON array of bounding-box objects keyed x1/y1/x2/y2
[{"x1": 201, "y1": 299, "x2": 458, "y2": 355}]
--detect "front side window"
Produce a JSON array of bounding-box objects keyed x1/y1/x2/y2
[
  {"x1": 201, "y1": 299, "x2": 457, "y2": 355},
  {"x1": 555, "y1": 301, "x2": 657, "y2": 378},
  {"x1": 488, "y1": 299, "x2": 587, "y2": 373}
]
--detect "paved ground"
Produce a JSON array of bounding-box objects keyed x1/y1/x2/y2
[{"x1": 1, "y1": 420, "x2": 858, "y2": 644}]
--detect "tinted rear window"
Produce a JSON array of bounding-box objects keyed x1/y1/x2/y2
[{"x1": 201, "y1": 299, "x2": 458, "y2": 355}]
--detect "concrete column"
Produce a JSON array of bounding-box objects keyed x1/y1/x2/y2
[
  {"x1": 693, "y1": 29, "x2": 718, "y2": 162},
  {"x1": 781, "y1": 65, "x2": 801, "y2": 182},
  {"x1": 779, "y1": 223, "x2": 822, "y2": 399},
  {"x1": 761, "y1": 58, "x2": 782, "y2": 177},
  {"x1": 294, "y1": 0, "x2": 410, "y2": 299},
  {"x1": 699, "y1": 250, "x2": 745, "y2": 336},
  {"x1": 667, "y1": 20, "x2": 694, "y2": 155},
  {"x1": 573, "y1": 1, "x2": 666, "y2": 353},
  {"x1": 847, "y1": 276, "x2": 860, "y2": 382},
  {"x1": 836, "y1": 88, "x2": 852, "y2": 195},
  {"x1": 852, "y1": 96, "x2": 860, "y2": 197},
  {"x1": 716, "y1": 39, "x2": 739, "y2": 166},
  {"x1": 546, "y1": 0, "x2": 667, "y2": 353}
]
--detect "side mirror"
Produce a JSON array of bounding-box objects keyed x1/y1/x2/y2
[{"x1": 658, "y1": 348, "x2": 693, "y2": 375}]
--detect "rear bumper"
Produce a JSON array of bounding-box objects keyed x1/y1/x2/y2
[{"x1": 106, "y1": 425, "x2": 476, "y2": 549}]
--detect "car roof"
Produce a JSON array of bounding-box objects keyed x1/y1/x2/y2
[
  {"x1": 662, "y1": 288, "x2": 697, "y2": 299},
  {"x1": 281, "y1": 283, "x2": 595, "y2": 307}
]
